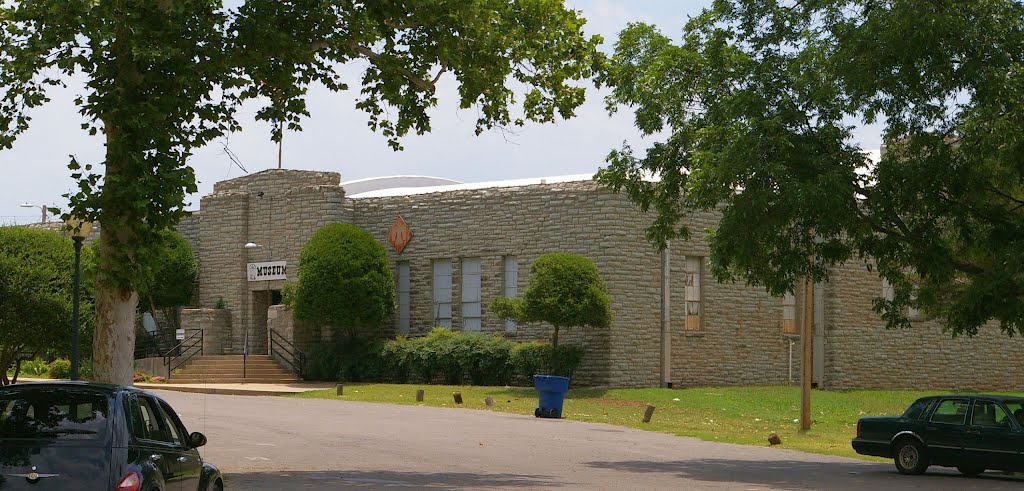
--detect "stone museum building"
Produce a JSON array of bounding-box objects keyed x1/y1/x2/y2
[{"x1": 173, "y1": 168, "x2": 1023, "y2": 390}]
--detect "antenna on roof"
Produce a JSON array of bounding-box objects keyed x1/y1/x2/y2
[{"x1": 220, "y1": 141, "x2": 249, "y2": 174}]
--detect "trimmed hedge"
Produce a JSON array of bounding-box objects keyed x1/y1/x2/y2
[{"x1": 302, "y1": 328, "x2": 585, "y2": 385}]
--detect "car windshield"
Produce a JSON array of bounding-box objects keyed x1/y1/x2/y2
[
  {"x1": 0, "y1": 387, "x2": 110, "y2": 440},
  {"x1": 1003, "y1": 399, "x2": 1024, "y2": 425}
]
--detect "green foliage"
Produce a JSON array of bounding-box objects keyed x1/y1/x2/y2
[
  {"x1": 47, "y1": 359, "x2": 71, "y2": 379},
  {"x1": 381, "y1": 328, "x2": 583, "y2": 385},
  {"x1": 214, "y1": 298, "x2": 225, "y2": 310},
  {"x1": 137, "y1": 230, "x2": 198, "y2": 310},
  {"x1": 597, "y1": 0, "x2": 1024, "y2": 338},
  {"x1": 492, "y1": 253, "x2": 612, "y2": 346},
  {"x1": 302, "y1": 328, "x2": 584, "y2": 385},
  {"x1": 292, "y1": 223, "x2": 395, "y2": 335},
  {"x1": 510, "y1": 341, "x2": 585, "y2": 380},
  {"x1": 0, "y1": 227, "x2": 94, "y2": 385},
  {"x1": 17, "y1": 358, "x2": 50, "y2": 378},
  {"x1": 302, "y1": 343, "x2": 341, "y2": 382},
  {"x1": 0, "y1": 0, "x2": 604, "y2": 383}
]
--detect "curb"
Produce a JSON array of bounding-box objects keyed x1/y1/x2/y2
[{"x1": 135, "y1": 384, "x2": 297, "y2": 396}]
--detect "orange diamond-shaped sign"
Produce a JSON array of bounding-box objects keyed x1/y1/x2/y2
[{"x1": 387, "y1": 215, "x2": 413, "y2": 254}]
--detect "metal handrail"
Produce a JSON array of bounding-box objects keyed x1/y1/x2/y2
[
  {"x1": 163, "y1": 329, "x2": 203, "y2": 379},
  {"x1": 269, "y1": 328, "x2": 304, "y2": 377},
  {"x1": 243, "y1": 325, "x2": 249, "y2": 380},
  {"x1": 134, "y1": 330, "x2": 161, "y2": 359}
]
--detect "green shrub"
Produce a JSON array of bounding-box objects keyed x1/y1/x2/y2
[
  {"x1": 304, "y1": 328, "x2": 585, "y2": 386},
  {"x1": 48, "y1": 358, "x2": 71, "y2": 379},
  {"x1": 302, "y1": 343, "x2": 341, "y2": 381},
  {"x1": 336, "y1": 338, "x2": 390, "y2": 383},
  {"x1": 291, "y1": 223, "x2": 395, "y2": 336},
  {"x1": 17, "y1": 358, "x2": 49, "y2": 377},
  {"x1": 510, "y1": 342, "x2": 585, "y2": 383}
]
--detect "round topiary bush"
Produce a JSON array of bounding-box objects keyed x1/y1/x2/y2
[{"x1": 291, "y1": 223, "x2": 395, "y2": 337}]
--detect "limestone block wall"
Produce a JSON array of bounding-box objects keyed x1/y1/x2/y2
[
  {"x1": 197, "y1": 192, "x2": 249, "y2": 353},
  {"x1": 179, "y1": 308, "x2": 231, "y2": 355},
  {"x1": 350, "y1": 181, "x2": 660, "y2": 386},
  {"x1": 196, "y1": 169, "x2": 348, "y2": 355},
  {"x1": 665, "y1": 210, "x2": 811, "y2": 388},
  {"x1": 824, "y1": 261, "x2": 1024, "y2": 390}
]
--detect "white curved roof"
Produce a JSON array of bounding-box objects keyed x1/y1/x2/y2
[
  {"x1": 346, "y1": 173, "x2": 595, "y2": 199},
  {"x1": 341, "y1": 175, "x2": 463, "y2": 196}
]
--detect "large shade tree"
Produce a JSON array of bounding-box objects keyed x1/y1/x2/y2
[
  {"x1": 596, "y1": 0, "x2": 1024, "y2": 338},
  {"x1": 0, "y1": 1, "x2": 604, "y2": 384},
  {"x1": 0, "y1": 227, "x2": 94, "y2": 385}
]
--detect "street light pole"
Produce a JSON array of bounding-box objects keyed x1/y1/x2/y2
[
  {"x1": 66, "y1": 218, "x2": 92, "y2": 381},
  {"x1": 19, "y1": 202, "x2": 48, "y2": 223}
]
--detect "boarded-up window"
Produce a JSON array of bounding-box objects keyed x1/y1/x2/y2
[
  {"x1": 397, "y1": 261, "x2": 410, "y2": 333},
  {"x1": 432, "y1": 260, "x2": 452, "y2": 328},
  {"x1": 462, "y1": 258, "x2": 481, "y2": 331},
  {"x1": 503, "y1": 256, "x2": 518, "y2": 332},
  {"x1": 782, "y1": 292, "x2": 796, "y2": 334},
  {"x1": 685, "y1": 257, "x2": 702, "y2": 331}
]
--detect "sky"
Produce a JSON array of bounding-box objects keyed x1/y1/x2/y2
[{"x1": 1, "y1": 1, "x2": 881, "y2": 225}]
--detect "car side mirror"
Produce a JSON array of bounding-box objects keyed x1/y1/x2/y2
[{"x1": 189, "y1": 432, "x2": 207, "y2": 448}]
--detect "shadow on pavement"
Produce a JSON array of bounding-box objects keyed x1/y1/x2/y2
[
  {"x1": 224, "y1": 470, "x2": 564, "y2": 490},
  {"x1": 584, "y1": 458, "x2": 1024, "y2": 490}
]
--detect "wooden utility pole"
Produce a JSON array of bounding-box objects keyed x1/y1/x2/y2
[{"x1": 800, "y1": 266, "x2": 814, "y2": 431}]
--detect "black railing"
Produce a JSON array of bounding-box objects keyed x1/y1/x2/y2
[
  {"x1": 163, "y1": 329, "x2": 203, "y2": 379},
  {"x1": 269, "y1": 329, "x2": 304, "y2": 378},
  {"x1": 134, "y1": 330, "x2": 177, "y2": 359}
]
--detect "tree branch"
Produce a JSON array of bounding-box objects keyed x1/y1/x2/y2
[{"x1": 309, "y1": 40, "x2": 445, "y2": 93}]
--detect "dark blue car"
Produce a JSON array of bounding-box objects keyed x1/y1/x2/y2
[{"x1": 0, "y1": 381, "x2": 223, "y2": 490}]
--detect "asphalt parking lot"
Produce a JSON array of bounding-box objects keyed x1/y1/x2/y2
[{"x1": 156, "y1": 390, "x2": 1024, "y2": 490}]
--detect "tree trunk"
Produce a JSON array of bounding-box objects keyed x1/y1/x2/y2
[
  {"x1": 92, "y1": 221, "x2": 138, "y2": 385},
  {"x1": 552, "y1": 326, "x2": 560, "y2": 348},
  {"x1": 92, "y1": 284, "x2": 138, "y2": 385}
]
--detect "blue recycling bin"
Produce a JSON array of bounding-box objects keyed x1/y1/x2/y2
[{"x1": 534, "y1": 374, "x2": 570, "y2": 419}]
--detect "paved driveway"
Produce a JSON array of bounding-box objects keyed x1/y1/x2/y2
[{"x1": 155, "y1": 390, "x2": 1023, "y2": 490}]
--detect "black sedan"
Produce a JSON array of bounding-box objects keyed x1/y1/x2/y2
[
  {"x1": 853, "y1": 394, "x2": 1024, "y2": 476},
  {"x1": 0, "y1": 381, "x2": 223, "y2": 490}
]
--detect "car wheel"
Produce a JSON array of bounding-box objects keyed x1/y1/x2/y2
[
  {"x1": 956, "y1": 465, "x2": 984, "y2": 477},
  {"x1": 893, "y1": 438, "x2": 928, "y2": 475},
  {"x1": 534, "y1": 408, "x2": 542, "y2": 418}
]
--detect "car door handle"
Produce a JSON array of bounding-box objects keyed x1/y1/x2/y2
[
  {"x1": 177, "y1": 456, "x2": 188, "y2": 463},
  {"x1": 965, "y1": 429, "x2": 980, "y2": 435},
  {"x1": 150, "y1": 454, "x2": 162, "y2": 462}
]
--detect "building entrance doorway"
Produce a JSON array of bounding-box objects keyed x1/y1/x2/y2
[{"x1": 249, "y1": 290, "x2": 282, "y2": 355}]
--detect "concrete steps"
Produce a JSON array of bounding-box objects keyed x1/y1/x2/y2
[{"x1": 170, "y1": 355, "x2": 301, "y2": 384}]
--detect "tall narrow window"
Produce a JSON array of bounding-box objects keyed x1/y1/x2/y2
[
  {"x1": 432, "y1": 260, "x2": 452, "y2": 328},
  {"x1": 881, "y1": 277, "x2": 895, "y2": 303},
  {"x1": 882, "y1": 276, "x2": 920, "y2": 321},
  {"x1": 461, "y1": 258, "x2": 481, "y2": 331},
  {"x1": 782, "y1": 292, "x2": 797, "y2": 334},
  {"x1": 685, "y1": 256, "x2": 702, "y2": 331},
  {"x1": 503, "y1": 256, "x2": 519, "y2": 332},
  {"x1": 397, "y1": 261, "x2": 410, "y2": 333}
]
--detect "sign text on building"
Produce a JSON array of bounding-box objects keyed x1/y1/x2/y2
[{"x1": 247, "y1": 261, "x2": 288, "y2": 281}]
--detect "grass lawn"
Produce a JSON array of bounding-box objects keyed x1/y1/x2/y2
[{"x1": 290, "y1": 384, "x2": 1024, "y2": 461}]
